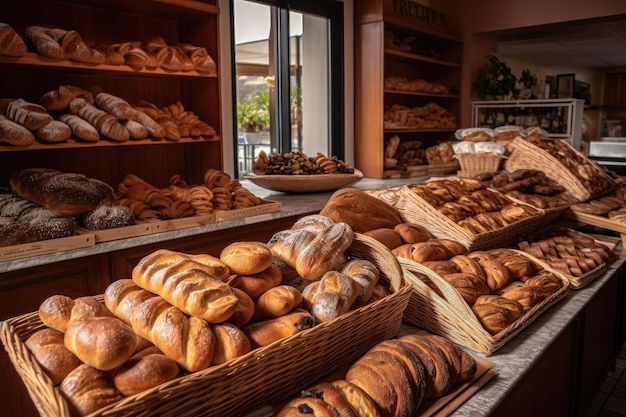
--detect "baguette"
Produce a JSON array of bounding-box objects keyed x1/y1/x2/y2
[
  {"x1": 69, "y1": 98, "x2": 129, "y2": 141},
  {"x1": 105, "y1": 279, "x2": 216, "y2": 372}
]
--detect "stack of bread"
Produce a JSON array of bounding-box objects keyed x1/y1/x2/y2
[
  {"x1": 383, "y1": 102, "x2": 457, "y2": 129},
  {"x1": 24, "y1": 214, "x2": 393, "y2": 415},
  {"x1": 277, "y1": 330, "x2": 478, "y2": 417}
]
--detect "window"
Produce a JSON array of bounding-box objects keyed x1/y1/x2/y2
[{"x1": 231, "y1": 0, "x2": 344, "y2": 177}]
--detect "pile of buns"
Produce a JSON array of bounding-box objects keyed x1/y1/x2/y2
[
  {"x1": 115, "y1": 169, "x2": 261, "y2": 220},
  {"x1": 24, "y1": 215, "x2": 392, "y2": 415},
  {"x1": 277, "y1": 330, "x2": 478, "y2": 417},
  {"x1": 405, "y1": 177, "x2": 540, "y2": 235},
  {"x1": 0, "y1": 85, "x2": 216, "y2": 146},
  {"x1": 3, "y1": 22, "x2": 217, "y2": 74},
  {"x1": 383, "y1": 102, "x2": 457, "y2": 129},
  {"x1": 477, "y1": 168, "x2": 579, "y2": 209},
  {"x1": 516, "y1": 226, "x2": 612, "y2": 278},
  {"x1": 570, "y1": 186, "x2": 626, "y2": 217},
  {"x1": 384, "y1": 75, "x2": 450, "y2": 95}
]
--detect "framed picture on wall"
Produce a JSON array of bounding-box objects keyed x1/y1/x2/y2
[{"x1": 556, "y1": 73, "x2": 575, "y2": 98}]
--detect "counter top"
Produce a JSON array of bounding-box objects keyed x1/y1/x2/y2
[{"x1": 0, "y1": 177, "x2": 423, "y2": 273}]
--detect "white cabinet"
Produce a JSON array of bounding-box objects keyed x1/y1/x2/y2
[{"x1": 472, "y1": 99, "x2": 585, "y2": 150}]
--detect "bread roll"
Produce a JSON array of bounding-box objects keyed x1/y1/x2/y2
[
  {"x1": 10, "y1": 168, "x2": 115, "y2": 216},
  {"x1": 228, "y1": 265, "x2": 283, "y2": 300},
  {"x1": 132, "y1": 249, "x2": 238, "y2": 323},
  {"x1": 109, "y1": 350, "x2": 179, "y2": 396},
  {"x1": 241, "y1": 309, "x2": 315, "y2": 348},
  {"x1": 226, "y1": 287, "x2": 255, "y2": 327},
  {"x1": 393, "y1": 223, "x2": 432, "y2": 244},
  {"x1": 297, "y1": 222, "x2": 354, "y2": 280},
  {"x1": 210, "y1": 322, "x2": 251, "y2": 364},
  {"x1": 220, "y1": 241, "x2": 273, "y2": 275},
  {"x1": 24, "y1": 25, "x2": 64, "y2": 60},
  {"x1": 340, "y1": 259, "x2": 380, "y2": 307},
  {"x1": 38, "y1": 294, "x2": 112, "y2": 333},
  {"x1": 319, "y1": 188, "x2": 403, "y2": 233},
  {"x1": 301, "y1": 382, "x2": 357, "y2": 417},
  {"x1": 94, "y1": 92, "x2": 136, "y2": 120},
  {"x1": 472, "y1": 295, "x2": 524, "y2": 335},
  {"x1": 59, "y1": 364, "x2": 123, "y2": 416},
  {"x1": 277, "y1": 396, "x2": 343, "y2": 417},
  {"x1": 303, "y1": 271, "x2": 359, "y2": 323},
  {"x1": 441, "y1": 272, "x2": 490, "y2": 305},
  {"x1": 363, "y1": 227, "x2": 403, "y2": 250},
  {"x1": 497, "y1": 281, "x2": 538, "y2": 307},
  {"x1": 330, "y1": 379, "x2": 380, "y2": 417},
  {"x1": 253, "y1": 284, "x2": 303, "y2": 320},
  {"x1": 25, "y1": 328, "x2": 82, "y2": 385}
]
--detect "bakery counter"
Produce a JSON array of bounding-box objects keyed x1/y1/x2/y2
[
  {"x1": 450, "y1": 246, "x2": 626, "y2": 417},
  {"x1": 0, "y1": 177, "x2": 421, "y2": 274}
]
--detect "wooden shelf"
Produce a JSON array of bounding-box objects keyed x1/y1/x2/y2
[
  {"x1": 384, "y1": 89, "x2": 459, "y2": 99},
  {"x1": 384, "y1": 128, "x2": 456, "y2": 133},
  {"x1": 385, "y1": 49, "x2": 460, "y2": 68},
  {"x1": 55, "y1": 0, "x2": 219, "y2": 18}
]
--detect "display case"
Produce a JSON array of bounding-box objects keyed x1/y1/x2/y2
[
  {"x1": 355, "y1": 0, "x2": 462, "y2": 179},
  {"x1": 471, "y1": 99, "x2": 585, "y2": 150},
  {"x1": 0, "y1": 0, "x2": 223, "y2": 188}
]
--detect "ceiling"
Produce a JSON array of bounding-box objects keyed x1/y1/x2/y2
[{"x1": 492, "y1": 15, "x2": 626, "y2": 72}]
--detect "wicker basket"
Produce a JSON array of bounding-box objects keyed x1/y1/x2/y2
[
  {"x1": 399, "y1": 252, "x2": 571, "y2": 355},
  {"x1": 395, "y1": 182, "x2": 546, "y2": 251},
  {"x1": 457, "y1": 154, "x2": 504, "y2": 177},
  {"x1": 1, "y1": 234, "x2": 412, "y2": 417}
]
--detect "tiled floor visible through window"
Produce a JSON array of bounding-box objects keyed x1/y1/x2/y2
[{"x1": 585, "y1": 342, "x2": 626, "y2": 417}]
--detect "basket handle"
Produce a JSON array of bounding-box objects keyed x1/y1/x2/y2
[{"x1": 348, "y1": 233, "x2": 404, "y2": 294}]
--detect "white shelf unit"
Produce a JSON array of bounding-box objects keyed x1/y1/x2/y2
[{"x1": 471, "y1": 99, "x2": 585, "y2": 150}]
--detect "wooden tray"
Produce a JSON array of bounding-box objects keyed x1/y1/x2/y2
[
  {"x1": 244, "y1": 171, "x2": 363, "y2": 193},
  {"x1": 0, "y1": 234, "x2": 95, "y2": 262},
  {"x1": 214, "y1": 199, "x2": 281, "y2": 222},
  {"x1": 78, "y1": 223, "x2": 154, "y2": 243}
]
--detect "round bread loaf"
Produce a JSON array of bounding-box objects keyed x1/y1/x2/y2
[
  {"x1": 220, "y1": 241, "x2": 273, "y2": 275},
  {"x1": 81, "y1": 204, "x2": 135, "y2": 230},
  {"x1": 64, "y1": 316, "x2": 137, "y2": 371},
  {"x1": 210, "y1": 322, "x2": 251, "y2": 364},
  {"x1": 319, "y1": 188, "x2": 403, "y2": 233},
  {"x1": 25, "y1": 328, "x2": 82, "y2": 385}
]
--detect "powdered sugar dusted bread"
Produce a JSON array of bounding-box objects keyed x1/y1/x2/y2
[{"x1": 81, "y1": 204, "x2": 135, "y2": 230}]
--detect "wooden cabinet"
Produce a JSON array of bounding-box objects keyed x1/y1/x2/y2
[
  {"x1": 354, "y1": 0, "x2": 462, "y2": 179},
  {"x1": 0, "y1": 0, "x2": 223, "y2": 188},
  {"x1": 603, "y1": 72, "x2": 626, "y2": 108}
]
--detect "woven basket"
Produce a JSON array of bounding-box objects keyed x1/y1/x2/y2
[
  {"x1": 399, "y1": 252, "x2": 571, "y2": 355},
  {"x1": 505, "y1": 137, "x2": 617, "y2": 202},
  {"x1": 1, "y1": 234, "x2": 412, "y2": 417},
  {"x1": 457, "y1": 154, "x2": 503, "y2": 177},
  {"x1": 395, "y1": 182, "x2": 546, "y2": 251}
]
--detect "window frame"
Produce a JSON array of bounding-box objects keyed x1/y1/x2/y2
[{"x1": 229, "y1": 0, "x2": 344, "y2": 175}]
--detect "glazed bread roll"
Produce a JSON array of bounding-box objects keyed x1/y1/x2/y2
[
  {"x1": 340, "y1": 259, "x2": 380, "y2": 307},
  {"x1": 319, "y1": 188, "x2": 403, "y2": 233},
  {"x1": 59, "y1": 364, "x2": 124, "y2": 417},
  {"x1": 109, "y1": 348, "x2": 179, "y2": 396},
  {"x1": 210, "y1": 322, "x2": 251, "y2": 364},
  {"x1": 302, "y1": 271, "x2": 359, "y2": 323},
  {"x1": 220, "y1": 241, "x2": 273, "y2": 275},
  {"x1": 241, "y1": 308, "x2": 315, "y2": 348},
  {"x1": 10, "y1": 168, "x2": 115, "y2": 216},
  {"x1": 132, "y1": 249, "x2": 238, "y2": 323},
  {"x1": 105, "y1": 279, "x2": 215, "y2": 372},
  {"x1": 64, "y1": 316, "x2": 137, "y2": 371},
  {"x1": 24, "y1": 328, "x2": 82, "y2": 385},
  {"x1": 253, "y1": 284, "x2": 303, "y2": 320},
  {"x1": 228, "y1": 265, "x2": 283, "y2": 300}
]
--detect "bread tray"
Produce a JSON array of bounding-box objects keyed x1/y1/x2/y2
[
  {"x1": 244, "y1": 170, "x2": 363, "y2": 193},
  {"x1": 1, "y1": 233, "x2": 412, "y2": 417},
  {"x1": 0, "y1": 234, "x2": 95, "y2": 262},
  {"x1": 399, "y1": 252, "x2": 571, "y2": 355},
  {"x1": 214, "y1": 199, "x2": 281, "y2": 222},
  {"x1": 77, "y1": 222, "x2": 155, "y2": 243}
]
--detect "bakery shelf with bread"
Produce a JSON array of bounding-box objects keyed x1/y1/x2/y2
[
  {"x1": 1, "y1": 230, "x2": 412, "y2": 417},
  {"x1": 399, "y1": 247, "x2": 571, "y2": 355}
]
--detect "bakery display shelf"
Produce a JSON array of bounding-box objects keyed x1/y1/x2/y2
[
  {"x1": 54, "y1": 0, "x2": 219, "y2": 18},
  {"x1": 0, "y1": 234, "x2": 412, "y2": 417},
  {"x1": 0, "y1": 135, "x2": 220, "y2": 152},
  {"x1": 384, "y1": 89, "x2": 459, "y2": 99},
  {"x1": 0, "y1": 54, "x2": 217, "y2": 78},
  {"x1": 214, "y1": 199, "x2": 281, "y2": 222},
  {"x1": 399, "y1": 254, "x2": 571, "y2": 355},
  {"x1": 77, "y1": 223, "x2": 155, "y2": 244},
  {"x1": 384, "y1": 127, "x2": 457, "y2": 133},
  {"x1": 385, "y1": 48, "x2": 460, "y2": 68},
  {"x1": 0, "y1": 234, "x2": 95, "y2": 262}
]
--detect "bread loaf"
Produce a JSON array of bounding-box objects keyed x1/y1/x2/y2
[
  {"x1": 0, "y1": 23, "x2": 28, "y2": 57},
  {"x1": 226, "y1": 287, "x2": 255, "y2": 327},
  {"x1": 40, "y1": 85, "x2": 94, "y2": 111},
  {"x1": 36, "y1": 119, "x2": 72, "y2": 142},
  {"x1": 24, "y1": 25, "x2": 64, "y2": 59},
  {"x1": 81, "y1": 204, "x2": 135, "y2": 230},
  {"x1": 94, "y1": 92, "x2": 135, "y2": 120},
  {"x1": 105, "y1": 280, "x2": 215, "y2": 372},
  {"x1": 252, "y1": 284, "x2": 303, "y2": 320},
  {"x1": 59, "y1": 364, "x2": 124, "y2": 417},
  {"x1": 302, "y1": 271, "x2": 359, "y2": 323},
  {"x1": 241, "y1": 308, "x2": 315, "y2": 348},
  {"x1": 472, "y1": 294, "x2": 524, "y2": 335},
  {"x1": 10, "y1": 167, "x2": 115, "y2": 216},
  {"x1": 129, "y1": 108, "x2": 166, "y2": 138},
  {"x1": 57, "y1": 114, "x2": 100, "y2": 141},
  {"x1": 340, "y1": 259, "x2": 380, "y2": 306},
  {"x1": 24, "y1": 328, "x2": 82, "y2": 385},
  {"x1": 0, "y1": 114, "x2": 35, "y2": 145},
  {"x1": 330, "y1": 379, "x2": 380, "y2": 417},
  {"x1": 39, "y1": 294, "x2": 113, "y2": 333},
  {"x1": 219, "y1": 241, "x2": 273, "y2": 275},
  {"x1": 179, "y1": 43, "x2": 217, "y2": 75},
  {"x1": 123, "y1": 119, "x2": 149, "y2": 139},
  {"x1": 132, "y1": 249, "x2": 237, "y2": 323},
  {"x1": 69, "y1": 98, "x2": 130, "y2": 141},
  {"x1": 300, "y1": 382, "x2": 358, "y2": 417},
  {"x1": 6, "y1": 98, "x2": 53, "y2": 131},
  {"x1": 363, "y1": 227, "x2": 403, "y2": 250},
  {"x1": 109, "y1": 348, "x2": 179, "y2": 396},
  {"x1": 319, "y1": 188, "x2": 403, "y2": 233},
  {"x1": 90, "y1": 43, "x2": 125, "y2": 65},
  {"x1": 397, "y1": 334, "x2": 451, "y2": 399},
  {"x1": 210, "y1": 322, "x2": 251, "y2": 364},
  {"x1": 60, "y1": 29, "x2": 105, "y2": 64}
]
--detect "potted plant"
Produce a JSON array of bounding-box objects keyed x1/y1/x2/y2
[
  {"x1": 237, "y1": 89, "x2": 270, "y2": 144},
  {"x1": 518, "y1": 69, "x2": 537, "y2": 99},
  {"x1": 472, "y1": 54, "x2": 520, "y2": 100}
]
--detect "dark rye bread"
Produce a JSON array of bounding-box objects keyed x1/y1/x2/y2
[{"x1": 319, "y1": 188, "x2": 403, "y2": 233}]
